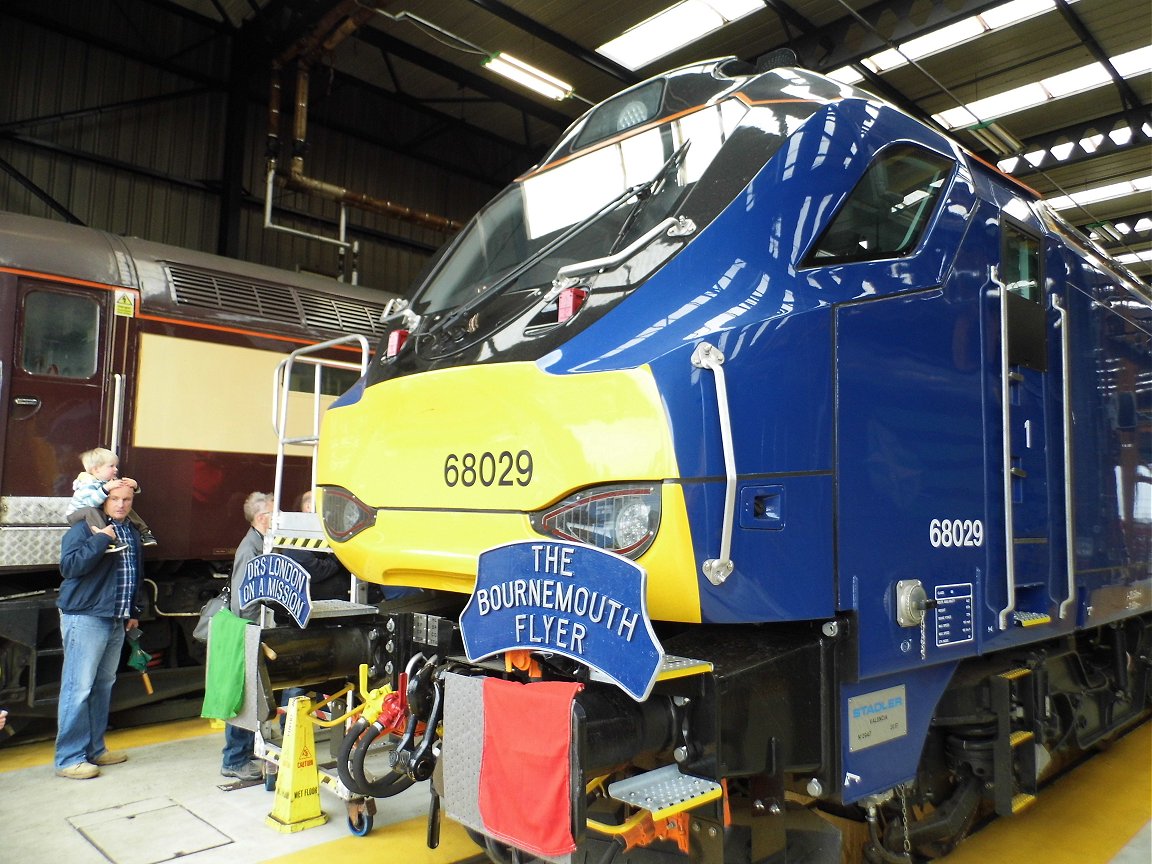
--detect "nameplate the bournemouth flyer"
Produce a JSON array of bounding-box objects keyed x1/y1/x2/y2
[{"x1": 461, "y1": 540, "x2": 664, "y2": 700}]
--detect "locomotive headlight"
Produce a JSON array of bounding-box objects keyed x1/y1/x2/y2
[
  {"x1": 531, "y1": 484, "x2": 661, "y2": 559},
  {"x1": 614, "y1": 500, "x2": 652, "y2": 549},
  {"x1": 320, "y1": 487, "x2": 376, "y2": 542}
]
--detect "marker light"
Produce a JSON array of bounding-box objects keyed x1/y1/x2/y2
[
  {"x1": 387, "y1": 329, "x2": 409, "y2": 357},
  {"x1": 557, "y1": 287, "x2": 587, "y2": 323},
  {"x1": 531, "y1": 483, "x2": 662, "y2": 558}
]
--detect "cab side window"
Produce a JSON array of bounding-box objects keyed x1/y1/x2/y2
[
  {"x1": 20, "y1": 290, "x2": 100, "y2": 378},
  {"x1": 1002, "y1": 220, "x2": 1046, "y2": 371},
  {"x1": 801, "y1": 144, "x2": 954, "y2": 267},
  {"x1": 1002, "y1": 221, "x2": 1041, "y2": 302}
]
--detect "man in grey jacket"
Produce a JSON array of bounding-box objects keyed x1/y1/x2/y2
[{"x1": 220, "y1": 491, "x2": 272, "y2": 781}]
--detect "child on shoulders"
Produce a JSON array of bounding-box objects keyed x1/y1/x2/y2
[{"x1": 66, "y1": 447, "x2": 157, "y2": 552}]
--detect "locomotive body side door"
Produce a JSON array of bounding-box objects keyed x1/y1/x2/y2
[
  {"x1": 2, "y1": 279, "x2": 125, "y2": 501},
  {"x1": 0, "y1": 273, "x2": 14, "y2": 472},
  {"x1": 991, "y1": 216, "x2": 1060, "y2": 632}
]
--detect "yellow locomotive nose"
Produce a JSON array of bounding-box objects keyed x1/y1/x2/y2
[{"x1": 316, "y1": 361, "x2": 702, "y2": 622}]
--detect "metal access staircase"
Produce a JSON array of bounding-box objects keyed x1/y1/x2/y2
[{"x1": 266, "y1": 334, "x2": 377, "y2": 613}]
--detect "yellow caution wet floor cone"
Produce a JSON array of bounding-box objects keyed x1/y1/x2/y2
[{"x1": 267, "y1": 695, "x2": 329, "y2": 832}]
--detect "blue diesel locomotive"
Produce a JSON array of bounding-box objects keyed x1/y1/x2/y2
[{"x1": 315, "y1": 60, "x2": 1151, "y2": 862}]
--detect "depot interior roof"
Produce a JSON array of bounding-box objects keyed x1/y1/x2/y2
[{"x1": 7, "y1": 0, "x2": 1152, "y2": 281}]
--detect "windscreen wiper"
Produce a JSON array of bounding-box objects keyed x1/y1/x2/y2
[
  {"x1": 418, "y1": 179, "x2": 658, "y2": 346},
  {"x1": 608, "y1": 140, "x2": 691, "y2": 256}
]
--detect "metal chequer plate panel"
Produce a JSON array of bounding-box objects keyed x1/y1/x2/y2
[
  {"x1": 0, "y1": 526, "x2": 67, "y2": 567},
  {"x1": 1, "y1": 495, "x2": 69, "y2": 525}
]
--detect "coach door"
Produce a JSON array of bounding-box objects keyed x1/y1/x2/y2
[
  {"x1": 2, "y1": 280, "x2": 125, "y2": 499},
  {"x1": 995, "y1": 218, "x2": 1057, "y2": 630}
]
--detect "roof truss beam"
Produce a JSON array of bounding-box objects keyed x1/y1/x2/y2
[
  {"x1": 793, "y1": 0, "x2": 1019, "y2": 71},
  {"x1": 1005, "y1": 108, "x2": 1152, "y2": 176},
  {"x1": 353, "y1": 26, "x2": 573, "y2": 132},
  {"x1": 463, "y1": 0, "x2": 638, "y2": 85}
]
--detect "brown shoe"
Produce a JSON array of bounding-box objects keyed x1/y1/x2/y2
[
  {"x1": 92, "y1": 749, "x2": 128, "y2": 765},
  {"x1": 56, "y1": 762, "x2": 100, "y2": 779}
]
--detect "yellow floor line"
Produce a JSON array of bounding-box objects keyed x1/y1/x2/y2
[
  {"x1": 943, "y1": 720, "x2": 1151, "y2": 864},
  {"x1": 264, "y1": 812, "x2": 479, "y2": 863},
  {"x1": 0, "y1": 716, "x2": 220, "y2": 773}
]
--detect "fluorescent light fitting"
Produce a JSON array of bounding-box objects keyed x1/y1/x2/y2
[
  {"x1": 1047, "y1": 176, "x2": 1152, "y2": 211},
  {"x1": 968, "y1": 122, "x2": 1024, "y2": 157},
  {"x1": 1088, "y1": 222, "x2": 1124, "y2": 243},
  {"x1": 597, "y1": 0, "x2": 764, "y2": 71},
  {"x1": 1116, "y1": 249, "x2": 1152, "y2": 265},
  {"x1": 484, "y1": 52, "x2": 572, "y2": 100},
  {"x1": 838, "y1": 0, "x2": 1078, "y2": 82},
  {"x1": 891, "y1": 16, "x2": 986, "y2": 67},
  {"x1": 935, "y1": 46, "x2": 1152, "y2": 130},
  {"x1": 827, "y1": 65, "x2": 864, "y2": 85}
]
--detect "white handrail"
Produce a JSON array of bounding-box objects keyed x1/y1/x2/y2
[
  {"x1": 268, "y1": 334, "x2": 371, "y2": 554},
  {"x1": 555, "y1": 216, "x2": 695, "y2": 284},
  {"x1": 691, "y1": 342, "x2": 736, "y2": 586},
  {"x1": 997, "y1": 278, "x2": 1018, "y2": 631},
  {"x1": 109, "y1": 373, "x2": 125, "y2": 456},
  {"x1": 1053, "y1": 294, "x2": 1077, "y2": 620}
]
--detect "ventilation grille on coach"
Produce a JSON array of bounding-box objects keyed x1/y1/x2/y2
[{"x1": 166, "y1": 263, "x2": 385, "y2": 335}]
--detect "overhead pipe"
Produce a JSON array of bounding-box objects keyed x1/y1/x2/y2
[
  {"x1": 285, "y1": 62, "x2": 462, "y2": 233},
  {"x1": 263, "y1": 0, "x2": 463, "y2": 262},
  {"x1": 265, "y1": 58, "x2": 359, "y2": 279}
]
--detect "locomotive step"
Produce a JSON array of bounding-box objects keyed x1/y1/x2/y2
[
  {"x1": 1013, "y1": 611, "x2": 1052, "y2": 627},
  {"x1": 272, "y1": 510, "x2": 328, "y2": 544},
  {"x1": 306, "y1": 599, "x2": 381, "y2": 619},
  {"x1": 999, "y1": 667, "x2": 1032, "y2": 680},
  {"x1": 1010, "y1": 730, "x2": 1035, "y2": 748},
  {"x1": 273, "y1": 535, "x2": 331, "y2": 551},
  {"x1": 607, "y1": 763, "x2": 722, "y2": 820},
  {"x1": 586, "y1": 654, "x2": 713, "y2": 689}
]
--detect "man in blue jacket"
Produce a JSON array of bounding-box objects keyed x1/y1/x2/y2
[{"x1": 54, "y1": 484, "x2": 142, "y2": 779}]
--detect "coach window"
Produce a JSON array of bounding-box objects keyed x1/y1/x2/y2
[
  {"x1": 800, "y1": 144, "x2": 954, "y2": 267},
  {"x1": 20, "y1": 290, "x2": 100, "y2": 378}
]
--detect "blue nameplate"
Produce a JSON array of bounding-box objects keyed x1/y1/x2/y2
[
  {"x1": 238, "y1": 553, "x2": 313, "y2": 628},
  {"x1": 461, "y1": 541, "x2": 664, "y2": 701}
]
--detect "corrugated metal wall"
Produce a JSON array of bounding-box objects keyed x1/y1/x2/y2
[{"x1": 0, "y1": 2, "x2": 517, "y2": 297}]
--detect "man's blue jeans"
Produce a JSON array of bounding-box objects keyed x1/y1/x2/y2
[
  {"x1": 223, "y1": 722, "x2": 255, "y2": 770},
  {"x1": 55, "y1": 613, "x2": 125, "y2": 770}
]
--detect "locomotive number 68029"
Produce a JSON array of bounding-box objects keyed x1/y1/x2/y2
[
  {"x1": 443, "y1": 450, "x2": 534, "y2": 488},
  {"x1": 929, "y1": 518, "x2": 984, "y2": 548}
]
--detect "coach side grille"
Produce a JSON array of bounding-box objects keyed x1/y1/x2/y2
[
  {"x1": 166, "y1": 262, "x2": 385, "y2": 335},
  {"x1": 298, "y1": 291, "x2": 382, "y2": 334}
]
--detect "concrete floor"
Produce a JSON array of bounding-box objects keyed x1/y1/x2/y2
[{"x1": 0, "y1": 716, "x2": 1147, "y2": 864}]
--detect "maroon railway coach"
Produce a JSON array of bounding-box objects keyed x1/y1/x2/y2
[{"x1": 0, "y1": 211, "x2": 393, "y2": 728}]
